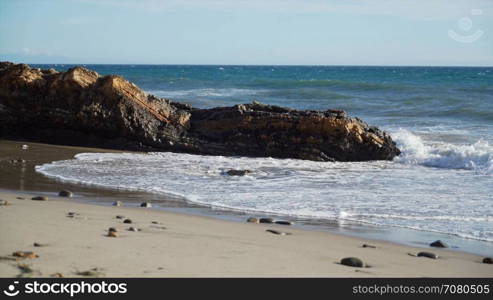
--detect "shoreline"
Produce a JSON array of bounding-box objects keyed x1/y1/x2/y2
[{"x1": 1, "y1": 139, "x2": 492, "y2": 277}]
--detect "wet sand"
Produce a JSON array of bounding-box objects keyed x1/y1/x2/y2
[{"x1": 0, "y1": 139, "x2": 492, "y2": 277}]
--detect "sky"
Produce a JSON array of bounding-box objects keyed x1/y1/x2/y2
[{"x1": 0, "y1": 0, "x2": 492, "y2": 66}]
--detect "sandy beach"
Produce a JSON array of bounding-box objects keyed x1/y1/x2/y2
[{"x1": 0, "y1": 140, "x2": 492, "y2": 277}]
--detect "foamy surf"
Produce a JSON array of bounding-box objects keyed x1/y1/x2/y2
[{"x1": 36, "y1": 137, "x2": 493, "y2": 242}]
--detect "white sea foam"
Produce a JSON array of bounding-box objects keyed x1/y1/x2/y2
[
  {"x1": 36, "y1": 139, "x2": 493, "y2": 242},
  {"x1": 147, "y1": 88, "x2": 259, "y2": 99},
  {"x1": 393, "y1": 129, "x2": 493, "y2": 174}
]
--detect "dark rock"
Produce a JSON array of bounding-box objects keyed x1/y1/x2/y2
[
  {"x1": 128, "y1": 227, "x2": 140, "y2": 232},
  {"x1": 140, "y1": 202, "x2": 152, "y2": 208},
  {"x1": 246, "y1": 217, "x2": 259, "y2": 223},
  {"x1": 362, "y1": 244, "x2": 376, "y2": 249},
  {"x1": 417, "y1": 252, "x2": 438, "y2": 259},
  {"x1": 33, "y1": 242, "x2": 47, "y2": 247},
  {"x1": 123, "y1": 219, "x2": 132, "y2": 224},
  {"x1": 429, "y1": 240, "x2": 448, "y2": 248},
  {"x1": 108, "y1": 227, "x2": 117, "y2": 233},
  {"x1": 115, "y1": 215, "x2": 125, "y2": 219},
  {"x1": 259, "y1": 218, "x2": 274, "y2": 224},
  {"x1": 0, "y1": 63, "x2": 400, "y2": 162},
  {"x1": 151, "y1": 221, "x2": 159, "y2": 224},
  {"x1": 266, "y1": 229, "x2": 291, "y2": 235},
  {"x1": 340, "y1": 257, "x2": 364, "y2": 267},
  {"x1": 31, "y1": 196, "x2": 48, "y2": 201},
  {"x1": 482, "y1": 257, "x2": 493, "y2": 264},
  {"x1": 274, "y1": 220, "x2": 293, "y2": 225},
  {"x1": 225, "y1": 169, "x2": 251, "y2": 176},
  {"x1": 58, "y1": 190, "x2": 73, "y2": 197}
]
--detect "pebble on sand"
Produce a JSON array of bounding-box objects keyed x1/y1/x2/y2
[
  {"x1": 259, "y1": 218, "x2": 274, "y2": 224},
  {"x1": 21, "y1": 144, "x2": 29, "y2": 150},
  {"x1": 0, "y1": 199, "x2": 9, "y2": 206},
  {"x1": 112, "y1": 201, "x2": 123, "y2": 207},
  {"x1": 58, "y1": 190, "x2": 73, "y2": 197},
  {"x1": 362, "y1": 244, "x2": 376, "y2": 248},
  {"x1": 128, "y1": 227, "x2": 140, "y2": 232},
  {"x1": 483, "y1": 257, "x2": 493, "y2": 264},
  {"x1": 274, "y1": 220, "x2": 293, "y2": 225},
  {"x1": 266, "y1": 229, "x2": 291, "y2": 236},
  {"x1": 247, "y1": 217, "x2": 259, "y2": 223},
  {"x1": 12, "y1": 251, "x2": 39, "y2": 259},
  {"x1": 116, "y1": 215, "x2": 125, "y2": 219},
  {"x1": 140, "y1": 202, "x2": 152, "y2": 208},
  {"x1": 429, "y1": 240, "x2": 448, "y2": 248},
  {"x1": 33, "y1": 242, "x2": 47, "y2": 247},
  {"x1": 417, "y1": 251, "x2": 438, "y2": 259},
  {"x1": 31, "y1": 196, "x2": 48, "y2": 201},
  {"x1": 340, "y1": 257, "x2": 364, "y2": 268},
  {"x1": 107, "y1": 231, "x2": 118, "y2": 238},
  {"x1": 108, "y1": 227, "x2": 117, "y2": 233},
  {"x1": 123, "y1": 219, "x2": 132, "y2": 224}
]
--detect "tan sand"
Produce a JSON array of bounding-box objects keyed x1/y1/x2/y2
[
  {"x1": 0, "y1": 139, "x2": 492, "y2": 277},
  {"x1": 0, "y1": 192, "x2": 491, "y2": 277}
]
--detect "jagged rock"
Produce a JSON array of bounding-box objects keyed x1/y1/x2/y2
[{"x1": 0, "y1": 62, "x2": 400, "y2": 161}]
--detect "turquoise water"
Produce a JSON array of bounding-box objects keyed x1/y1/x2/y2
[{"x1": 33, "y1": 64, "x2": 493, "y2": 246}]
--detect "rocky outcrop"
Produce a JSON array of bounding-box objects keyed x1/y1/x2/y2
[{"x1": 0, "y1": 62, "x2": 400, "y2": 161}]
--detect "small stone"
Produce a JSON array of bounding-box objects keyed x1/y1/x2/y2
[
  {"x1": 151, "y1": 221, "x2": 159, "y2": 224},
  {"x1": 31, "y1": 196, "x2": 48, "y2": 201},
  {"x1": 16, "y1": 197, "x2": 25, "y2": 200},
  {"x1": 247, "y1": 217, "x2": 259, "y2": 223},
  {"x1": 482, "y1": 257, "x2": 493, "y2": 264},
  {"x1": 362, "y1": 244, "x2": 376, "y2": 248},
  {"x1": 58, "y1": 190, "x2": 73, "y2": 197},
  {"x1": 128, "y1": 227, "x2": 140, "y2": 232},
  {"x1": 107, "y1": 231, "x2": 118, "y2": 238},
  {"x1": 0, "y1": 200, "x2": 9, "y2": 206},
  {"x1": 266, "y1": 229, "x2": 291, "y2": 235},
  {"x1": 108, "y1": 227, "x2": 117, "y2": 233},
  {"x1": 140, "y1": 202, "x2": 152, "y2": 208},
  {"x1": 116, "y1": 215, "x2": 125, "y2": 219},
  {"x1": 417, "y1": 251, "x2": 438, "y2": 259},
  {"x1": 429, "y1": 240, "x2": 448, "y2": 248},
  {"x1": 259, "y1": 218, "x2": 274, "y2": 224},
  {"x1": 76, "y1": 269, "x2": 104, "y2": 277},
  {"x1": 12, "y1": 251, "x2": 39, "y2": 259},
  {"x1": 225, "y1": 169, "x2": 252, "y2": 176},
  {"x1": 123, "y1": 219, "x2": 132, "y2": 224},
  {"x1": 112, "y1": 201, "x2": 123, "y2": 207},
  {"x1": 66, "y1": 212, "x2": 78, "y2": 217},
  {"x1": 33, "y1": 242, "x2": 47, "y2": 247},
  {"x1": 21, "y1": 144, "x2": 29, "y2": 150},
  {"x1": 274, "y1": 220, "x2": 293, "y2": 225},
  {"x1": 340, "y1": 257, "x2": 364, "y2": 268}
]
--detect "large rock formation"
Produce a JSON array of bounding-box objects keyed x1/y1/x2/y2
[{"x1": 0, "y1": 62, "x2": 400, "y2": 161}]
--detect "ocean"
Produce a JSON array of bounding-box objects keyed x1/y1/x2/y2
[{"x1": 32, "y1": 64, "x2": 493, "y2": 247}]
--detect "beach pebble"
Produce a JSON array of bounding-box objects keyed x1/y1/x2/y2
[
  {"x1": 16, "y1": 197, "x2": 25, "y2": 200},
  {"x1": 112, "y1": 201, "x2": 123, "y2": 207},
  {"x1": 140, "y1": 202, "x2": 152, "y2": 208},
  {"x1": 107, "y1": 231, "x2": 118, "y2": 238},
  {"x1": 33, "y1": 242, "x2": 47, "y2": 247},
  {"x1": 429, "y1": 240, "x2": 448, "y2": 248},
  {"x1": 108, "y1": 227, "x2": 117, "y2": 233},
  {"x1": 58, "y1": 190, "x2": 73, "y2": 197},
  {"x1": 417, "y1": 251, "x2": 438, "y2": 259},
  {"x1": 274, "y1": 220, "x2": 293, "y2": 225},
  {"x1": 266, "y1": 229, "x2": 291, "y2": 236},
  {"x1": 128, "y1": 227, "x2": 140, "y2": 232},
  {"x1": 259, "y1": 218, "x2": 274, "y2": 224},
  {"x1": 116, "y1": 215, "x2": 125, "y2": 219},
  {"x1": 362, "y1": 244, "x2": 376, "y2": 248},
  {"x1": 123, "y1": 219, "x2": 132, "y2": 224},
  {"x1": 31, "y1": 196, "x2": 48, "y2": 201},
  {"x1": 21, "y1": 144, "x2": 29, "y2": 150},
  {"x1": 225, "y1": 169, "x2": 252, "y2": 176},
  {"x1": 66, "y1": 212, "x2": 79, "y2": 218},
  {"x1": 12, "y1": 251, "x2": 39, "y2": 259},
  {"x1": 0, "y1": 199, "x2": 9, "y2": 206},
  {"x1": 247, "y1": 217, "x2": 259, "y2": 223},
  {"x1": 482, "y1": 257, "x2": 493, "y2": 264},
  {"x1": 151, "y1": 221, "x2": 159, "y2": 224},
  {"x1": 340, "y1": 257, "x2": 364, "y2": 268}
]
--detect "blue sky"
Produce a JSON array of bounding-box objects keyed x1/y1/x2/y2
[{"x1": 1, "y1": 0, "x2": 492, "y2": 65}]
